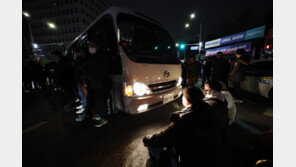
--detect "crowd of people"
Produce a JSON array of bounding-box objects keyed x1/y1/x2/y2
[
  {"x1": 142, "y1": 49, "x2": 253, "y2": 166},
  {"x1": 23, "y1": 38, "x2": 113, "y2": 128},
  {"x1": 23, "y1": 45, "x2": 259, "y2": 165},
  {"x1": 181, "y1": 49, "x2": 250, "y2": 103}
]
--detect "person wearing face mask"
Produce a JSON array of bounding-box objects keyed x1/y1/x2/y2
[
  {"x1": 75, "y1": 39, "x2": 112, "y2": 127},
  {"x1": 143, "y1": 87, "x2": 226, "y2": 166}
]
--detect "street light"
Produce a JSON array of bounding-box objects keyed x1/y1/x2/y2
[
  {"x1": 47, "y1": 22, "x2": 56, "y2": 29},
  {"x1": 23, "y1": 11, "x2": 30, "y2": 18},
  {"x1": 190, "y1": 13, "x2": 195, "y2": 19},
  {"x1": 187, "y1": 12, "x2": 202, "y2": 56},
  {"x1": 32, "y1": 43, "x2": 38, "y2": 49},
  {"x1": 175, "y1": 43, "x2": 179, "y2": 47}
]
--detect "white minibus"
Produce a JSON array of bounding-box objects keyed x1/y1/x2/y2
[{"x1": 66, "y1": 7, "x2": 182, "y2": 114}]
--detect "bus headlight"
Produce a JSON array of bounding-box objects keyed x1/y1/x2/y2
[
  {"x1": 124, "y1": 82, "x2": 151, "y2": 97},
  {"x1": 133, "y1": 82, "x2": 151, "y2": 96},
  {"x1": 176, "y1": 77, "x2": 182, "y2": 87}
]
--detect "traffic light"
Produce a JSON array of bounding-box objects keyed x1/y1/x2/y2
[{"x1": 180, "y1": 43, "x2": 185, "y2": 50}]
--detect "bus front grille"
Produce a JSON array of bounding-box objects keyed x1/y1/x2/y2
[{"x1": 148, "y1": 80, "x2": 177, "y2": 93}]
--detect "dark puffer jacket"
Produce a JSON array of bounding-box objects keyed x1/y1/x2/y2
[
  {"x1": 84, "y1": 50, "x2": 112, "y2": 90},
  {"x1": 143, "y1": 101, "x2": 228, "y2": 167}
]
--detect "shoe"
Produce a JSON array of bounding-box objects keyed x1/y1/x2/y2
[
  {"x1": 76, "y1": 108, "x2": 85, "y2": 114},
  {"x1": 92, "y1": 114, "x2": 101, "y2": 121},
  {"x1": 76, "y1": 105, "x2": 83, "y2": 110},
  {"x1": 94, "y1": 118, "x2": 108, "y2": 128},
  {"x1": 74, "y1": 99, "x2": 82, "y2": 105},
  {"x1": 76, "y1": 114, "x2": 87, "y2": 122}
]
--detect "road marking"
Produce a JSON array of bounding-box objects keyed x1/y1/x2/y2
[
  {"x1": 23, "y1": 121, "x2": 48, "y2": 134},
  {"x1": 234, "y1": 118, "x2": 262, "y2": 134}
]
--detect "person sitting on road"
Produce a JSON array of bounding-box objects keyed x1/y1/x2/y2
[
  {"x1": 204, "y1": 80, "x2": 237, "y2": 125},
  {"x1": 143, "y1": 87, "x2": 227, "y2": 167},
  {"x1": 203, "y1": 80, "x2": 230, "y2": 143},
  {"x1": 219, "y1": 81, "x2": 237, "y2": 125}
]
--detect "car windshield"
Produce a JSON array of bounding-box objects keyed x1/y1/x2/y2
[{"x1": 117, "y1": 13, "x2": 179, "y2": 64}]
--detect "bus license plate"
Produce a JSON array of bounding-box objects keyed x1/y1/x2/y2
[{"x1": 163, "y1": 93, "x2": 174, "y2": 104}]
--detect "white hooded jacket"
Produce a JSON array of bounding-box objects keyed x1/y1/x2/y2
[
  {"x1": 221, "y1": 90, "x2": 237, "y2": 125},
  {"x1": 204, "y1": 90, "x2": 237, "y2": 125}
]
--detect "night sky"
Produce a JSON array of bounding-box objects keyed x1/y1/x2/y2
[{"x1": 112, "y1": 0, "x2": 273, "y2": 42}]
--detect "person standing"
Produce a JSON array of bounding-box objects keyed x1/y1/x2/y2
[
  {"x1": 229, "y1": 49, "x2": 249, "y2": 103},
  {"x1": 201, "y1": 57, "x2": 212, "y2": 87},
  {"x1": 186, "y1": 55, "x2": 201, "y2": 87},
  {"x1": 74, "y1": 48, "x2": 88, "y2": 114},
  {"x1": 211, "y1": 52, "x2": 230, "y2": 87},
  {"x1": 76, "y1": 40, "x2": 112, "y2": 127},
  {"x1": 51, "y1": 51, "x2": 76, "y2": 111}
]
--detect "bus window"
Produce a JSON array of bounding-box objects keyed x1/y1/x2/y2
[
  {"x1": 117, "y1": 13, "x2": 179, "y2": 64},
  {"x1": 88, "y1": 15, "x2": 122, "y2": 74}
]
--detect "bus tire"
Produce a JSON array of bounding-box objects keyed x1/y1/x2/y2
[{"x1": 107, "y1": 92, "x2": 120, "y2": 115}]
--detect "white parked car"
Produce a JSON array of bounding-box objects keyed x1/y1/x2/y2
[{"x1": 229, "y1": 60, "x2": 273, "y2": 99}]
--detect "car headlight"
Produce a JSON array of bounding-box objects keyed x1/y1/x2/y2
[
  {"x1": 133, "y1": 82, "x2": 151, "y2": 96},
  {"x1": 176, "y1": 77, "x2": 182, "y2": 87}
]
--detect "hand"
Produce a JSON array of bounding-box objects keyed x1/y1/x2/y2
[
  {"x1": 170, "y1": 112, "x2": 181, "y2": 122},
  {"x1": 143, "y1": 134, "x2": 153, "y2": 147}
]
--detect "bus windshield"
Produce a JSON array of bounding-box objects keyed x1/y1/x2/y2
[{"x1": 117, "y1": 13, "x2": 179, "y2": 64}]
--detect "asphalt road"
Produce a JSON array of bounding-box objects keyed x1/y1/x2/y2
[{"x1": 22, "y1": 89, "x2": 273, "y2": 167}]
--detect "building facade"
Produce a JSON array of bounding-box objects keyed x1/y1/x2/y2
[{"x1": 23, "y1": 0, "x2": 112, "y2": 58}]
